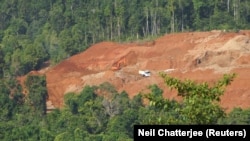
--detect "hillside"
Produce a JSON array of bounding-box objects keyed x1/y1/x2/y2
[{"x1": 25, "y1": 30, "x2": 250, "y2": 112}]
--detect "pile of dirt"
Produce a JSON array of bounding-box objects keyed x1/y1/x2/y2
[
  {"x1": 183, "y1": 32, "x2": 250, "y2": 73},
  {"x1": 21, "y1": 30, "x2": 250, "y2": 112}
]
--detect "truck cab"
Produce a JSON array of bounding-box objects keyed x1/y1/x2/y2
[{"x1": 138, "y1": 70, "x2": 151, "y2": 77}]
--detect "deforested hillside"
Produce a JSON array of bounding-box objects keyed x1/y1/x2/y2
[{"x1": 30, "y1": 30, "x2": 250, "y2": 112}]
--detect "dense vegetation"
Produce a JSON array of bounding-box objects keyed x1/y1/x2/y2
[
  {"x1": 0, "y1": 0, "x2": 250, "y2": 77},
  {"x1": 1, "y1": 0, "x2": 250, "y2": 140},
  {"x1": 1, "y1": 73, "x2": 250, "y2": 140}
]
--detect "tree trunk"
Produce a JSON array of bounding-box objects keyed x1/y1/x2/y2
[
  {"x1": 181, "y1": 9, "x2": 184, "y2": 32},
  {"x1": 171, "y1": 11, "x2": 175, "y2": 33},
  {"x1": 146, "y1": 8, "x2": 149, "y2": 36},
  {"x1": 110, "y1": 17, "x2": 113, "y2": 40}
]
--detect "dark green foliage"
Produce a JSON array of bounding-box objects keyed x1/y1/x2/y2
[
  {"x1": 0, "y1": 1, "x2": 250, "y2": 140},
  {"x1": 57, "y1": 82, "x2": 143, "y2": 140},
  {"x1": 0, "y1": 0, "x2": 250, "y2": 77},
  {"x1": 218, "y1": 108, "x2": 250, "y2": 125},
  {"x1": 147, "y1": 73, "x2": 236, "y2": 124},
  {"x1": 64, "y1": 92, "x2": 78, "y2": 114},
  {"x1": 0, "y1": 81, "x2": 13, "y2": 121},
  {"x1": 141, "y1": 84, "x2": 182, "y2": 124},
  {"x1": 141, "y1": 73, "x2": 237, "y2": 124},
  {"x1": 130, "y1": 93, "x2": 144, "y2": 109},
  {"x1": 77, "y1": 85, "x2": 97, "y2": 105},
  {"x1": 25, "y1": 74, "x2": 48, "y2": 116},
  {"x1": 1, "y1": 76, "x2": 250, "y2": 140},
  {"x1": 0, "y1": 48, "x2": 4, "y2": 78}
]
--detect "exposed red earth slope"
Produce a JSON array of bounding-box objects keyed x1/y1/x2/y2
[{"x1": 19, "y1": 30, "x2": 250, "y2": 112}]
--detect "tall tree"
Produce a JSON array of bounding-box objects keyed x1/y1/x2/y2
[{"x1": 25, "y1": 75, "x2": 48, "y2": 116}]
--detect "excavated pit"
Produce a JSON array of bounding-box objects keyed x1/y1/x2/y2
[{"x1": 18, "y1": 30, "x2": 250, "y2": 112}]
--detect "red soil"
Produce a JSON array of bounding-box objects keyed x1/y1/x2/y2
[{"x1": 21, "y1": 30, "x2": 250, "y2": 112}]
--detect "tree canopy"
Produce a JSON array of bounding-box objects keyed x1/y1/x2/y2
[
  {"x1": 0, "y1": 1, "x2": 250, "y2": 140},
  {"x1": 0, "y1": 0, "x2": 250, "y2": 77}
]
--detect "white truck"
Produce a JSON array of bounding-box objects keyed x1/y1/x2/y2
[{"x1": 138, "y1": 70, "x2": 151, "y2": 77}]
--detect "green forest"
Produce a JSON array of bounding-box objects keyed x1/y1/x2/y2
[{"x1": 1, "y1": 0, "x2": 250, "y2": 140}]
